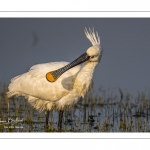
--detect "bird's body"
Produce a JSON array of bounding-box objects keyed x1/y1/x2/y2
[
  {"x1": 7, "y1": 61, "x2": 97, "y2": 111},
  {"x1": 7, "y1": 28, "x2": 102, "y2": 128}
]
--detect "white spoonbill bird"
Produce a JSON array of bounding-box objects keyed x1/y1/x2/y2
[{"x1": 7, "y1": 27, "x2": 102, "y2": 129}]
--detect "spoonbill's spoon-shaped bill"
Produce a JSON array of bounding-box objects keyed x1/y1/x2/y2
[{"x1": 46, "y1": 52, "x2": 90, "y2": 82}]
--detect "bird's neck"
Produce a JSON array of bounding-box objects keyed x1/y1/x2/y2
[{"x1": 73, "y1": 61, "x2": 98, "y2": 97}]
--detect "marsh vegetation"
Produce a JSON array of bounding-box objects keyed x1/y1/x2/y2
[{"x1": 0, "y1": 84, "x2": 150, "y2": 132}]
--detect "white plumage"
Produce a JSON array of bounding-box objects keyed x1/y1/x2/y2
[{"x1": 7, "y1": 27, "x2": 102, "y2": 113}]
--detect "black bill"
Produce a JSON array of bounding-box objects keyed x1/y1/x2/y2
[{"x1": 46, "y1": 52, "x2": 90, "y2": 82}]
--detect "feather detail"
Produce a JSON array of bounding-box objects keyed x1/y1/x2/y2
[{"x1": 84, "y1": 27, "x2": 100, "y2": 46}]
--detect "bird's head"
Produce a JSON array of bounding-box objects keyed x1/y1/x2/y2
[
  {"x1": 85, "y1": 28, "x2": 102, "y2": 62},
  {"x1": 86, "y1": 45, "x2": 101, "y2": 62},
  {"x1": 46, "y1": 27, "x2": 102, "y2": 82}
]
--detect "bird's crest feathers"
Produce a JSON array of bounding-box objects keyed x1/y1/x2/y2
[{"x1": 84, "y1": 27, "x2": 100, "y2": 46}]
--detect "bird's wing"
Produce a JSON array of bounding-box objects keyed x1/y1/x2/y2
[{"x1": 7, "y1": 62, "x2": 81, "y2": 102}]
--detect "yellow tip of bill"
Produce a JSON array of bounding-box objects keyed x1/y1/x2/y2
[{"x1": 46, "y1": 72, "x2": 56, "y2": 82}]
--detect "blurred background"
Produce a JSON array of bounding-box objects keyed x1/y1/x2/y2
[{"x1": 0, "y1": 18, "x2": 150, "y2": 97}]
